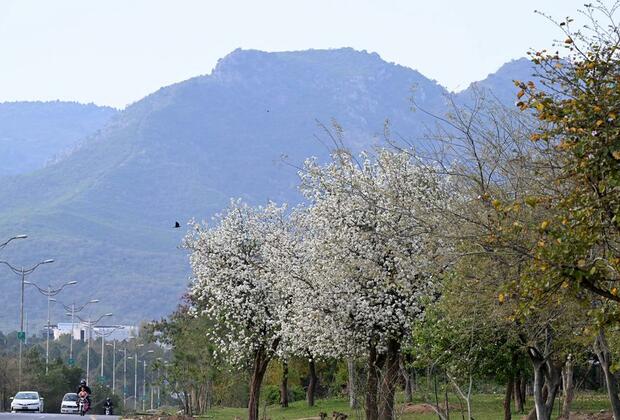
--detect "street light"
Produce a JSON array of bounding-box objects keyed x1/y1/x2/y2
[
  {"x1": 0, "y1": 258, "x2": 54, "y2": 386},
  {"x1": 0, "y1": 235, "x2": 27, "y2": 250},
  {"x1": 106, "y1": 340, "x2": 125, "y2": 396},
  {"x1": 143, "y1": 350, "x2": 154, "y2": 412},
  {"x1": 94, "y1": 326, "x2": 123, "y2": 386},
  {"x1": 69, "y1": 312, "x2": 112, "y2": 384},
  {"x1": 24, "y1": 280, "x2": 77, "y2": 374},
  {"x1": 58, "y1": 299, "x2": 99, "y2": 363}
]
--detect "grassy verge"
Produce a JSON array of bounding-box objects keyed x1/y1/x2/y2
[{"x1": 202, "y1": 392, "x2": 611, "y2": 419}]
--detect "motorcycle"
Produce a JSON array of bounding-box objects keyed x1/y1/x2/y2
[
  {"x1": 104, "y1": 406, "x2": 113, "y2": 415},
  {"x1": 78, "y1": 396, "x2": 89, "y2": 416}
]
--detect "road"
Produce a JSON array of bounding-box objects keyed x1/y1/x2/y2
[{"x1": 0, "y1": 414, "x2": 119, "y2": 420}]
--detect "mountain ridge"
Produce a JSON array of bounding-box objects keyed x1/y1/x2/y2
[{"x1": 0, "y1": 48, "x2": 534, "y2": 331}]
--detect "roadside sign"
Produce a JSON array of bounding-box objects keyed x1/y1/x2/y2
[
  {"x1": 68, "y1": 358, "x2": 75, "y2": 366},
  {"x1": 17, "y1": 331, "x2": 25, "y2": 341}
]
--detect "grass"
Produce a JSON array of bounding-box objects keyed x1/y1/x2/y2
[{"x1": 202, "y1": 392, "x2": 612, "y2": 419}]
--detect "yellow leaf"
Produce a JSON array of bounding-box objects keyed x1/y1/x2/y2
[
  {"x1": 517, "y1": 90, "x2": 525, "y2": 99},
  {"x1": 577, "y1": 259, "x2": 586, "y2": 268},
  {"x1": 612, "y1": 150, "x2": 620, "y2": 160},
  {"x1": 492, "y1": 199, "x2": 502, "y2": 209},
  {"x1": 596, "y1": 119, "x2": 604, "y2": 126},
  {"x1": 612, "y1": 287, "x2": 618, "y2": 296},
  {"x1": 498, "y1": 293, "x2": 505, "y2": 304},
  {"x1": 541, "y1": 220, "x2": 550, "y2": 230}
]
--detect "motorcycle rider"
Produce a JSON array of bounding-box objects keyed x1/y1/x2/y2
[
  {"x1": 76, "y1": 379, "x2": 92, "y2": 412},
  {"x1": 103, "y1": 397, "x2": 113, "y2": 414}
]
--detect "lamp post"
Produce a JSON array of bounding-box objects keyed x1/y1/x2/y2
[
  {"x1": 94, "y1": 326, "x2": 123, "y2": 385},
  {"x1": 70, "y1": 312, "x2": 113, "y2": 384},
  {"x1": 106, "y1": 340, "x2": 123, "y2": 395},
  {"x1": 24, "y1": 280, "x2": 77, "y2": 374},
  {"x1": 134, "y1": 344, "x2": 143, "y2": 411},
  {"x1": 142, "y1": 350, "x2": 154, "y2": 412},
  {"x1": 59, "y1": 299, "x2": 99, "y2": 363},
  {"x1": 0, "y1": 258, "x2": 54, "y2": 386},
  {"x1": 127, "y1": 354, "x2": 139, "y2": 411},
  {"x1": 123, "y1": 346, "x2": 128, "y2": 403}
]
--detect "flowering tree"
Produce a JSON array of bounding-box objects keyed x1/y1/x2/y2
[
  {"x1": 186, "y1": 201, "x2": 289, "y2": 420},
  {"x1": 292, "y1": 149, "x2": 452, "y2": 420}
]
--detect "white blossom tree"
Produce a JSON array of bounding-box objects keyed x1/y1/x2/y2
[
  {"x1": 186, "y1": 200, "x2": 290, "y2": 420},
  {"x1": 289, "y1": 149, "x2": 453, "y2": 420}
]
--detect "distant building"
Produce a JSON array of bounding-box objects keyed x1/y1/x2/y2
[{"x1": 52, "y1": 322, "x2": 137, "y2": 341}]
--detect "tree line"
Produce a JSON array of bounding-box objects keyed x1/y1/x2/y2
[{"x1": 151, "y1": 2, "x2": 620, "y2": 419}]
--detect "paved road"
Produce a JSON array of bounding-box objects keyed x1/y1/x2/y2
[{"x1": 0, "y1": 414, "x2": 119, "y2": 420}]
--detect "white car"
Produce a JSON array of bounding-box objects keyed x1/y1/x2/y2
[
  {"x1": 10, "y1": 391, "x2": 44, "y2": 413},
  {"x1": 60, "y1": 393, "x2": 79, "y2": 414}
]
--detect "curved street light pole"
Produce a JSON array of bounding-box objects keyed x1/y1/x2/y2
[
  {"x1": 143, "y1": 350, "x2": 154, "y2": 412},
  {"x1": 94, "y1": 326, "x2": 123, "y2": 385},
  {"x1": 130, "y1": 343, "x2": 145, "y2": 410},
  {"x1": 106, "y1": 340, "x2": 121, "y2": 395},
  {"x1": 24, "y1": 280, "x2": 77, "y2": 374},
  {"x1": 58, "y1": 299, "x2": 99, "y2": 362},
  {"x1": 70, "y1": 313, "x2": 113, "y2": 384},
  {"x1": 0, "y1": 258, "x2": 54, "y2": 387},
  {"x1": 0, "y1": 235, "x2": 27, "y2": 251}
]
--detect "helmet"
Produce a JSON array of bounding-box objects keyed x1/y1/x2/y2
[
  {"x1": 80, "y1": 379, "x2": 86, "y2": 386},
  {"x1": 106, "y1": 397, "x2": 111, "y2": 401}
]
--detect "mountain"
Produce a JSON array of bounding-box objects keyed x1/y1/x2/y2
[
  {"x1": 0, "y1": 102, "x2": 118, "y2": 177},
  {"x1": 0, "y1": 48, "x2": 453, "y2": 331},
  {"x1": 455, "y1": 58, "x2": 537, "y2": 106}
]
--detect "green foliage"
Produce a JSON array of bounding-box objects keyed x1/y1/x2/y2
[{"x1": 513, "y1": 2, "x2": 620, "y2": 314}]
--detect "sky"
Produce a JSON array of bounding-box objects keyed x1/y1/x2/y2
[{"x1": 0, "y1": 0, "x2": 589, "y2": 109}]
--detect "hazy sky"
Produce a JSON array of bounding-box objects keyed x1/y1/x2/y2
[{"x1": 0, "y1": 0, "x2": 588, "y2": 108}]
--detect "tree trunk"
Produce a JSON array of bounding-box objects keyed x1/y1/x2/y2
[
  {"x1": 503, "y1": 374, "x2": 513, "y2": 420},
  {"x1": 560, "y1": 355, "x2": 574, "y2": 419},
  {"x1": 365, "y1": 344, "x2": 384, "y2": 420},
  {"x1": 528, "y1": 347, "x2": 551, "y2": 420},
  {"x1": 379, "y1": 338, "x2": 400, "y2": 420},
  {"x1": 307, "y1": 357, "x2": 317, "y2": 407},
  {"x1": 348, "y1": 358, "x2": 358, "y2": 408},
  {"x1": 403, "y1": 368, "x2": 413, "y2": 404},
  {"x1": 280, "y1": 361, "x2": 289, "y2": 408},
  {"x1": 594, "y1": 329, "x2": 620, "y2": 420},
  {"x1": 447, "y1": 373, "x2": 472, "y2": 420},
  {"x1": 514, "y1": 372, "x2": 524, "y2": 413},
  {"x1": 248, "y1": 347, "x2": 271, "y2": 420},
  {"x1": 524, "y1": 406, "x2": 537, "y2": 420}
]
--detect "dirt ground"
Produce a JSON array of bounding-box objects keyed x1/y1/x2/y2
[
  {"x1": 568, "y1": 412, "x2": 613, "y2": 420},
  {"x1": 401, "y1": 402, "x2": 459, "y2": 414}
]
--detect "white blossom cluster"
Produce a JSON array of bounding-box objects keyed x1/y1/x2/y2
[
  {"x1": 186, "y1": 201, "x2": 289, "y2": 366},
  {"x1": 287, "y1": 150, "x2": 453, "y2": 357},
  {"x1": 186, "y1": 150, "x2": 454, "y2": 366}
]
